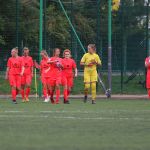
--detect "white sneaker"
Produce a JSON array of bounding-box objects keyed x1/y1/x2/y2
[{"x1": 44, "y1": 97, "x2": 50, "y2": 102}]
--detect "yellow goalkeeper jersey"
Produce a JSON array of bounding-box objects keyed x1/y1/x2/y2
[{"x1": 80, "y1": 53, "x2": 101, "y2": 71}]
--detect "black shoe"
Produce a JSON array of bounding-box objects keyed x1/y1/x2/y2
[
  {"x1": 84, "y1": 95, "x2": 87, "y2": 103},
  {"x1": 92, "y1": 100, "x2": 96, "y2": 104},
  {"x1": 64, "y1": 100, "x2": 70, "y2": 104},
  {"x1": 12, "y1": 100, "x2": 17, "y2": 104}
]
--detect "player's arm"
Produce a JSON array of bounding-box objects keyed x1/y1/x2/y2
[
  {"x1": 72, "y1": 59, "x2": 78, "y2": 77},
  {"x1": 5, "y1": 67, "x2": 9, "y2": 80},
  {"x1": 31, "y1": 58, "x2": 34, "y2": 77},
  {"x1": 80, "y1": 54, "x2": 86, "y2": 66}
]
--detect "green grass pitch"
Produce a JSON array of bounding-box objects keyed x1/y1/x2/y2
[{"x1": 0, "y1": 99, "x2": 150, "y2": 150}]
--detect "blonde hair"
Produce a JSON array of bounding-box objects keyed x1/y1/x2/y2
[
  {"x1": 88, "y1": 44, "x2": 96, "y2": 51},
  {"x1": 23, "y1": 47, "x2": 29, "y2": 51},
  {"x1": 41, "y1": 50, "x2": 48, "y2": 57}
]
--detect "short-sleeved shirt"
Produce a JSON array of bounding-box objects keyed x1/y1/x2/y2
[
  {"x1": 7, "y1": 56, "x2": 24, "y2": 75},
  {"x1": 22, "y1": 56, "x2": 33, "y2": 75},
  {"x1": 40, "y1": 57, "x2": 51, "y2": 77},
  {"x1": 62, "y1": 58, "x2": 76, "y2": 78},
  {"x1": 80, "y1": 53, "x2": 101, "y2": 71}
]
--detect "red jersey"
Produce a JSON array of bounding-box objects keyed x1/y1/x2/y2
[
  {"x1": 62, "y1": 58, "x2": 76, "y2": 78},
  {"x1": 49, "y1": 57, "x2": 63, "y2": 79},
  {"x1": 7, "y1": 56, "x2": 24, "y2": 75},
  {"x1": 40, "y1": 57, "x2": 51, "y2": 77},
  {"x1": 22, "y1": 56, "x2": 33, "y2": 75},
  {"x1": 145, "y1": 57, "x2": 150, "y2": 88}
]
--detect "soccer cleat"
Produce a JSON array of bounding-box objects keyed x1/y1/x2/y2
[
  {"x1": 12, "y1": 100, "x2": 17, "y2": 104},
  {"x1": 51, "y1": 98, "x2": 55, "y2": 104},
  {"x1": 55, "y1": 101, "x2": 60, "y2": 104},
  {"x1": 92, "y1": 100, "x2": 96, "y2": 104},
  {"x1": 25, "y1": 97, "x2": 30, "y2": 102},
  {"x1": 22, "y1": 99, "x2": 25, "y2": 103},
  {"x1": 84, "y1": 95, "x2": 88, "y2": 103},
  {"x1": 64, "y1": 100, "x2": 70, "y2": 104}
]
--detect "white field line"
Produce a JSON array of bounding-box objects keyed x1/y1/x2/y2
[
  {"x1": 0, "y1": 115, "x2": 149, "y2": 121},
  {"x1": 3, "y1": 110, "x2": 150, "y2": 114}
]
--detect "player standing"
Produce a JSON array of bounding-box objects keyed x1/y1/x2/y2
[
  {"x1": 21, "y1": 47, "x2": 33, "y2": 102},
  {"x1": 62, "y1": 49, "x2": 77, "y2": 103},
  {"x1": 145, "y1": 56, "x2": 150, "y2": 99},
  {"x1": 40, "y1": 50, "x2": 51, "y2": 102},
  {"x1": 80, "y1": 44, "x2": 101, "y2": 104},
  {"x1": 48, "y1": 48, "x2": 63, "y2": 104},
  {"x1": 5, "y1": 48, "x2": 25, "y2": 104}
]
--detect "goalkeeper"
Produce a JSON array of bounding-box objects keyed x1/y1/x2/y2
[{"x1": 80, "y1": 44, "x2": 102, "y2": 104}]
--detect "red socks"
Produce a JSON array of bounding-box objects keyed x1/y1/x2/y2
[
  {"x1": 12, "y1": 89, "x2": 16, "y2": 100},
  {"x1": 148, "y1": 89, "x2": 150, "y2": 99},
  {"x1": 25, "y1": 88, "x2": 30, "y2": 99},
  {"x1": 43, "y1": 89, "x2": 47, "y2": 98},
  {"x1": 67, "y1": 90, "x2": 70, "y2": 96},
  {"x1": 21, "y1": 89, "x2": 25, "y2": 99},
  {"x1": 56, "y1": 89, "x2": 60, "y2": 103},
  {"x1": 64, "y1": 89, "x2": 68, "y2": 102}
]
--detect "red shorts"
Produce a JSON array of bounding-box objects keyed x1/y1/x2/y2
[
  {"x1": 9, "y1": 74, "x2": 21, "y2": 88},
  {"x1": 61, "y1": 77, "x2": 67, "y2": 86},
  {"x1": 41, "y1": 76, "x2": 50, "y2": 85},
  {"x1": 49, "y1": 77, "x2": 62, "y2": 86},
  {"x1": 21, "y1": 74, "x2": 32, "y2": 85}
]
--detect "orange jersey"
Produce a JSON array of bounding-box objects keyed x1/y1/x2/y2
[
  {"x1": 49, "y1": 57, "x2": 63, "y2": 79},
  {"x1": 7, "y1": 56, "x2": 24, "y2": 75},
  {"x1": 40, "y1": 57, "x2": 51, "y2": 77},
  {"x1": 22, "y1": 56, "x2": 33, "y2": 75},
  {"x1": 62, "y1": 58, "x2": 76, "y2": 78}
]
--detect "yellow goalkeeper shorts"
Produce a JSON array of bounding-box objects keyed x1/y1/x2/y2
[{"x1": 84, "y1": 70, "x2": 98, "y2": 83}]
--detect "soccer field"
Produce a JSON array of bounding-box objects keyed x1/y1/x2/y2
[{"x1": 0, "y1": 99, "x2": 150, "y2": 150}]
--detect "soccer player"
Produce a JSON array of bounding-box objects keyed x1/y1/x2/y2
[
  {"x1": 40, "y1": 50, "x2": 51, "y2": 102},
  {"x1": 80, "y1": 44, "x2": 101, "y2": 104},
  {"x1": 48, "y1": 48, "x2": 63, "y2": 104},
  {"x1": 21, "y1": 47, "x2": 33, "y2": 102},
  {"x1": 145, "y1": 56, "x2": 150, "y2": 99},
  {"x1": 5, "y1": 48, "x2": 25, "y2": 104},
  {"x1": 62, "y1": 49, "x2": 77, "y2": 103}
]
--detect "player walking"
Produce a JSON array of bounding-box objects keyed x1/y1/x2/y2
[
  {"x1": 48, "y1": 48, "x2": 63, "y2": 104},
  {"x1": 40, "y1": 50, "x2": 51, "y2": 102},
  {"x1": 62, "y1": 49, "x2": 77, "y2": 103},
  {"x1": 145, "y1": 56, "x2": 150, "y2": 99},
  {"x1": 5, "y1": 48, "x2": 25, "y2": 104},
  {"x1": 80, "y1": 44, "x2": 101, "y2": 104},
  {"x1": 21, "y1": 47, "x2": 33, "y2": 102}
]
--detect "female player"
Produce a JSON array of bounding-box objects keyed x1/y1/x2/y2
[
  {"x1": 80, "y1": 44, "x2": 101, "y2": 104},
  {"x1": 40, "y1": 50, "x2": 51, "y2": 102},
  {"x1": 62, "y1": 49, "x2": 77, "y2": 103},
  {"x1": 21, "y1": 47, "x2": 33, "y2": 102},
  {"x1": 5, "y1": 48, "x2": 25, "y2": 104},
  {"x1": 48, "y1": 48, "x2": 63, "y2": 104},
  {"x1": 145, "y1": 56, "x2": 150, "y2": 98}
]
